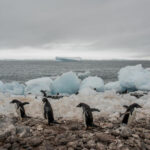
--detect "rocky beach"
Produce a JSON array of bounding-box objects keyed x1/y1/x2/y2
[{"x1": 1, "y1": 111, "x2": 150, "y2": 150}]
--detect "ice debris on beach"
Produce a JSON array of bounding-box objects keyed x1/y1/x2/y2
[
  {"x1": 1, "y1": 90, "x2": 150, "y2": 121},
  {"x1": 25, "y1": 77, "x2": 53, "y2": 95},
  {"x1": 80, "y1": 76, "x2": 104, "y2": 92},
  {"x1": 105, "y1": 81, "x2": 123, "y2": 92},
  {"x1": 118, "y1": 64, "x2": 150, "y2": 91},
  {"x1": 51, "y1": 71, "x2": 80, "y2": 94},
  {"x1": 0, "y1": 64, "x2": 150, "y2": 95},
  {"x1": 0, "y1": 81, "x2": 25, "y2": 95}
]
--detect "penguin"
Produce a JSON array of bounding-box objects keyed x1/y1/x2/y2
[
  {"x1": 76, "y1": 103, "x2": 100, "y2": 129},
  {"x1": 42, "y1": 98, "x2": 59, "y2": 125},
  {"x1": 10, "y1": 99, "x2": 29, "y2": 120},
  {"x1": 41, "y1": 90, "x2": 47, "y2": 97},
  {"x1": 122, "y1": 103, "x2": 142, "y2": 124},
  {"x1": 41, "y1": 90, "x2": 63, "y2": 100}
]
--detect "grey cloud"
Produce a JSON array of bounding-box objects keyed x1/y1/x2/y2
[{"x1": 0, "y1": 0, "x2": 150, "y2": 59}]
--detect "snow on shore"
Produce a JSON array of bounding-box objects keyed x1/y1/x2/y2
[{"x1": 0, "y1": 90, "x2": 150, "y2": 121}]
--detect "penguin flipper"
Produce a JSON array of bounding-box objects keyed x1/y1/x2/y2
[
  {"x1": 123, "y1": 105, "x2": 129, "y2": 109},
  {"x1": 22, "y1": 102, "x2": 29, "y2": 106},
  {"x1": 90, "y1": 108, "x2": 100, "y2": 112}
]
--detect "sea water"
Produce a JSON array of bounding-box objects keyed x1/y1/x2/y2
[{"x1": 0, "y1": 60, "x2": 150, "y2": 83}]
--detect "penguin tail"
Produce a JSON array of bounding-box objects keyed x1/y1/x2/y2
[{"x1": 90, "y1": 108, "x2": 100, "y2": 112}]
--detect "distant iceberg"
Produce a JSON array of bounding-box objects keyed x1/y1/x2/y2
[{"x1": 55, "y1": 57, "x2": 82, "y2": 62}]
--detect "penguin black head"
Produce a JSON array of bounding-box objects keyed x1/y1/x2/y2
[
  {"x1": 10, "y1": 99, "x2": 20, "y2": 104},
  {"x1": 76, "y1": 103, "x2": 84, "y2": 107},
  {"x1": 76, "y1": 103, "x2": 89, "y2": 108},
  {"x1": 42, "y1": 98, "x2": 48, "y2": 103}
]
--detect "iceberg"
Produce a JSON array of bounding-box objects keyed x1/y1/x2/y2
[
  {"x1": 55, "y1": 57, "x2": 81, "y2": 62},
  {"x1": 80, "y1": 76, "x2": 104, "y2": 92},
  {"x1": 51, "y1": 72, "x2": 80, "y2": 94},
  {"x1": 25, "y1": 77, "x2": 53, "y2": 95},
  {"x1": 118, "y1": 64, "x2": 150, "y2": 91}
]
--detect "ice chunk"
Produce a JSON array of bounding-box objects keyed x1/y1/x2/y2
[
  {"x1": 79, "y1": 87, "x2": 97, "y2": 96},
  {"x1": 78, "y1": 71, "x2": 90, "y2": 80},
  {"x1": 51, "y1": 72, "x2": 80, "y2": 94},
  {"x1": 80, "y1": 76, "x2": 104, "y2": 92},
  {"x1": 25, "y1": 77, "x2": 53, "y2": 95},
  {"x1": 105, "y1": 81, "x2": 124, "y2": 92},
  {"x1": 0, "y1": 82, "x2": 25, "y2": 95},
  {"x1": 118, "y1": 64, "x2": 150, "y2": 91}
]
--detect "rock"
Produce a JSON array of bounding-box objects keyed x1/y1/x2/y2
[
  {"x1": 67, "y1": 141, "x2": 78, "y2": 148},
  {"x1": 29, "y1": 137, "x2": 42, "y2": 147},
  {"x1": 57, "y1": 146, "x2": 67, "y2": 150},
  {"x1": 109, "y1": 142, "x2": 117, "y2": 150},
  {"x1": 11, "y1": 142, "x2": 20, "y2": 150},
  {"x1": 0, "y1": 131, "x2": 11, "y2": 142},
  {"x1": 132, "y1": 134, "x2": 139, "y2": 139},
  {"x1": 69, "y1": 124, "x2": 79, "y2": 130},
  {"x1": 96, "y1": 142, "x2": 106, "y2": 150},
  {"x1": 87, "y1": 140, "x2": 95, "y2": 148},
  {"x1": 120, "y1": 127, "x2": 132, "y2": 138},
  {"x1": 68, "y1": 147, "x2": 74, "y2": 150},
  {"x1": 16, "y1": 126, "x2": 32, "y2": 138},
  {"x1": 3, "y1": 143, "x2": 11, "y2": 149},
  {"x1": 111, "y1": 129, "x2": 120, "y2": 136},
  {"x1": 119, "y1": 146, "x2": 130, "y2": 150},
  {"x1": 95, "y1": 133, "x2": 115, "y2": 143},
  {"x1": 37, "y1": 125, "x2": 44, "y2": 131},
  {"x1": 144, "y1": 133, "x2": 150, "y2": 139}
]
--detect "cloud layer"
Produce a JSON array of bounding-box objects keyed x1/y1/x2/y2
[{"x1": 0, "y1": 0, "x2": 150, "y2": 59}]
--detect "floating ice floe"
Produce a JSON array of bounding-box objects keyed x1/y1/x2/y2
[
  {"x1": 25, "y1": 77, "x2": 53, "y2": 95},
  {"x1": 118, "y1": 64, "x2": 150, "y2": 91},
  {"x1": 51, "y1": 71, "x2": 80, "y2": 94},
  {"x1": 80, "y1": 76, "x2": 104, "y2": 92}
]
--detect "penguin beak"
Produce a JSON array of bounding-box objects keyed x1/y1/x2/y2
[{"x1": 76, "y1": 104, "x2": 80, "y2": 107}]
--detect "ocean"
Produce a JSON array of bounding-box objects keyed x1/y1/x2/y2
[{"x1": 0, "y1": 60, "x2": 150, "y2": 83}]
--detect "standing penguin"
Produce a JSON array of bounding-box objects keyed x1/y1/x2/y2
[
  {"x1": 122, "y1": 103, "x2": 142, "y2": 124},
  {"x1": 42, "y1": 98, "x2": 58, "y2": 125},
  {"x1": 10, "y1": 99, "x2": 29, "y2": 120},
  {"x1": 77, "y1": 103, "x2": 100, "y2": 129}
]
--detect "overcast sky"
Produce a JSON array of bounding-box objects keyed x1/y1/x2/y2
[{"x1": 0, "y1": 0, "x2": 150, "y2": 60}]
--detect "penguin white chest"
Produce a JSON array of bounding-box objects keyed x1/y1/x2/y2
[
  {"x1": 82, "y1": 111, "x2": 86, "y2": 127},
  {"x1": 15, "y1": 104, "x2": 21, "y2": 117}
]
